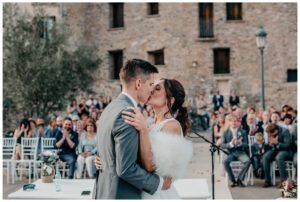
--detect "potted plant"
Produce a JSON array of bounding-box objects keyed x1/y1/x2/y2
[{"x1": 39, "y1": 150, "x2": 59, "y2": 183}]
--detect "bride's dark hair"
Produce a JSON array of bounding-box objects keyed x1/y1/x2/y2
[{"x1": 162, "y1": 79, "x2": 191, "y2": 136}]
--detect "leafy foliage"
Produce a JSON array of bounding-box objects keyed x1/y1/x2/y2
[{"x1": 3, "y1": 4, "x2": 101, "y2": 121}]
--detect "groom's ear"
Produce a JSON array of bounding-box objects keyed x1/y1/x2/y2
[{"x1": 135, "y1": 79, "x2": 141, "y2": 90}]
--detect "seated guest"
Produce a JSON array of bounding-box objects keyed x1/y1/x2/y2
[
  {"x1": 214, "y1": 114, "x2": 225, "y2": 146},
  {"x1": 262, "y1": 123, "x2": 291, "y2": 187},
  {"x1": 36, "y1": 123, "x2": 46, "y2": 159},
  {"x1": 76, "y1": 120, "x2": 86, "y2": 138},
  {"x1": 67, "y1": 98, "x2": 79, "y2": 117},
  {"x1": 271, "y1": 111, "x2": 288, "y2": 129},
  {"x1": 243, "y1": 113, "x2": 259, "y2": 136},
  {"x1": 282, "y1": 114, "x2": 294, "y2": 134},
  {"x1": 13, "y1": 118, "x2": 31, "y2": 160},
  {"x1": 29, "y1": 118, "x2": 37, "y2": 138},
  {"x1": 44, "y1": 116, "x2": 57, "y2": 138},
  {"x1": 287, "y1": 108, "x2": 297, "y2": 124},
  {"x1": 76, "y1": 119, "x2": 97, "y2": 178},
  {"x1": 241, "y1": 106, "x2": 255, "y2": 129},
  {"x1": 55, "y1": 117, "x2": 79, "y2": 179},
  {"x1": 251, "y1": 132, "x2": 269, "y2": 178},
  {"x1": 221, "y1": 114, "x2": 251, "y2": 187},
  {"x1": 80, "y1": 111, "x2": 89, "y2": 129},
  {"x1": 195, "y1": 94, "x2": 210, "y2": 131},
  {"x1": 53, "y1": 116, "x2": 64, "y2": 138},
  {"x1": 291, "y1": 125, "x2": 297, "y2": 174},
  {"x1": 71, "y1": 115, "x2": 80, "y2": 132}
]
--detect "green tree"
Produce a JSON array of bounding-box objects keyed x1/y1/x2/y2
[{"x1": 3, "y1": 4, "x2": 101, "y2": 124}]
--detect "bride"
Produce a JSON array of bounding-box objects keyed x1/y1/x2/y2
[{"x1": 122, "y1": 78, "x2": 193, "y2": 199}]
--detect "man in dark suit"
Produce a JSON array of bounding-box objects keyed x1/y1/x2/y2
[
  {"x1": 262, "y1": 123, "x2": 291, "y2": 187},
  {"x1": 93, "y1": 59, "x2": 171, "y2": 199},
  {"x1": 212, "y1": 90, "x2": 224, "y2": 111},
  {"x1": 221, "y1": 114, "x2": 251, "y2": 187},
  {"x1": 229, "y1": 90, "x2": 240, "y2": 107}
]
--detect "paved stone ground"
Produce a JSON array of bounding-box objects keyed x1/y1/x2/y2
[{"x1": 2, "y1": 130, "x2": 290, "y2": 199}]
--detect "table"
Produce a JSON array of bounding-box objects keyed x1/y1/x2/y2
[
  {"x1": 173, "y1": 178, "x2": 211, "y2": 199},
  {"x1": 8, "y1": 178, "x2": 210, "y2": 200},
  {"x1": 8, "y1": 179, "x2": 95, "y2": 199}
]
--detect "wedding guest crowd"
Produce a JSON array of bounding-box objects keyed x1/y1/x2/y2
[
  {"x1": 7, "y1": 91, "x2": 298, "y2": 187},
  {"x1": 9, "y1": 95, "x2": 112, "y2": 179}
]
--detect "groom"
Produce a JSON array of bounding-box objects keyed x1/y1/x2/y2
[{"x1": 93, "y1": 59, "x2": 172, "y2": 199}]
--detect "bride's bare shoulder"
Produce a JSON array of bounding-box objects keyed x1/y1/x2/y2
[{"x1": 161, "y1": 119, "x2": 182, "y2": 136}]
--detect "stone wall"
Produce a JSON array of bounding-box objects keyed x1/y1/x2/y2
[{"x1": 14, "y1": 3, "x2": 298, "y2": 110}]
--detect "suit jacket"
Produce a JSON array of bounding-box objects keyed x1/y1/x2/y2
[
  {"x1": 93, "y1": 94, "x2": 160, "y2": 199},
  {"x1": 242, "y1": 122, "x2": 262, "y2": 136},
  {"x1": 212, "y1": 95, "x2": 224, "y2": 107},
  {"x1": 251, "y1": 143, "x2": 270, "y2": 157},
  {"x1": 221, "y1": 128, "x2": 248, "y2": 154},
  {"x1": 229, "y1": 95, "x2": 240, "y2": 106},
  {"x1": 256, "y1": 121, "x2": 265, "y2": 133},
  {"x1": 291, "y1": 125, "x2": 297, "y2": 153}
]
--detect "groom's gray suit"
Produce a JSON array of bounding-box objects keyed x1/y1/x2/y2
[{"x1": 93, "y1": 94, "x2": 160, "y2": 199}]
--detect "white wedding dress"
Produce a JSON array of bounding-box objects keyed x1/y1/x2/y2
[{"x1": 142, "y1": 118, "x2": 193, "y2": 199}]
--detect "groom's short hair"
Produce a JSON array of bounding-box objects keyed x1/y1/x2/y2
[{"x1": 119, "y1": 59, "x2": 158, "y2": 85}]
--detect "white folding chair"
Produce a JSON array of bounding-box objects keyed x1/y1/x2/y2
[
  {"x1": 41, "y1": 138, "x2": 56, "y2": 152},
  {"x1": 246, "y1": 135, "x2": 256, "y2": 185},
  {"x1": 225, "y1": 161, "x2": 252, "y2": 186},
  {"x1": 248, "y1": 136, "x2": 256, "y2": 157},
  {"x1": 271, "y1": 161, "x2": 295, "y2": 185},
  {"x1": 15, "y1": 138, "x2": 39, "y2": 183},
  {"x1": 3, "y1": 138, "x2": 16, "y2": 184}
]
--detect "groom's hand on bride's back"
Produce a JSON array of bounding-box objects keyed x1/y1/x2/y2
[{"x1": 162, "y1": 176, "x2": 172, "y2": 190}]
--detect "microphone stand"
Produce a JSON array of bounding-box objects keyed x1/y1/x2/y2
[{"x1": 192, "y1": 130, "x2": 229, "y2": 200}]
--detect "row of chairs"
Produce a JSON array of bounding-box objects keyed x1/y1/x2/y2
[
  {"x1": 3, "y1": 137, "x2": 71, "y2": 184},
  {"x1": 224, "y1": 136, "x2": 296, "y2": 186}
]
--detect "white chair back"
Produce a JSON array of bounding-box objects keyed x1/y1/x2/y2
[
  {"x1": 41, "y1": 138, "x2": 56, "y2": 152},
  {"x1": 3, "y1": 138, "x2": 16, "y2": 160},
  {"x1": 248, "y1": 136, "x2": 256, "y2": 145},
  {"x1": 21, "y1": 138, "x2": 39, "y2": 161},
  {"x1": 248, "y1": 136, "x2": 256, "y2": 157}
]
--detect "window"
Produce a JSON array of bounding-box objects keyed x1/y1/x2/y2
[
  {"x1": 287, "y1": 69, "x2": 297, "y2": 82},
  {"x1": 110, "y1": 3, "x2": 124, "y2": 28},
  {"x1": 109, "y1": 50, "x2": 123, "y2": 80},
  {"x1": 148, "y1": 49, "x2": 164, "y2": 65},
  {"x1": 213, "y1": 48, "x2": 230, "y2": 74},
  {"x1": 226, "y1": 3, "x2": 242, "y2": 20},
  {"x1": 199, "y1": 3, "x2": 214, "y2": 38},
  {"x1": 148, "y1": 3, "x2": 159, "y2": 15},
  {"x1": 37, "y1": 16, "x2": 56, "y2": 40}
]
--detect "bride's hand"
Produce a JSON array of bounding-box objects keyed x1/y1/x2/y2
[{"x1": 122, "y1": 107, "x2": 148, "y2": 133}]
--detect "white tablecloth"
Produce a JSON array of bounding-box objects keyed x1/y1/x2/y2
[
  {"x1": 8, "y1": 178, "x2": 210, "y2": 200},
  {"x1": 173, "y1": 178, "x2": 211, "y2": 199},
  {"x1": 8, "y1": 179, "x2": 95, "y2": 199}
]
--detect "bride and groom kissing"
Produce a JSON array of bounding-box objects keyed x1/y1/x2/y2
[{"x1": 92, "y1": 59, "x2": 193, "y2": 199}]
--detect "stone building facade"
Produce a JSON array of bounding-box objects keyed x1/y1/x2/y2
[{"x1": 14, "y1": 2, "x2": 297, "y2": 110}]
